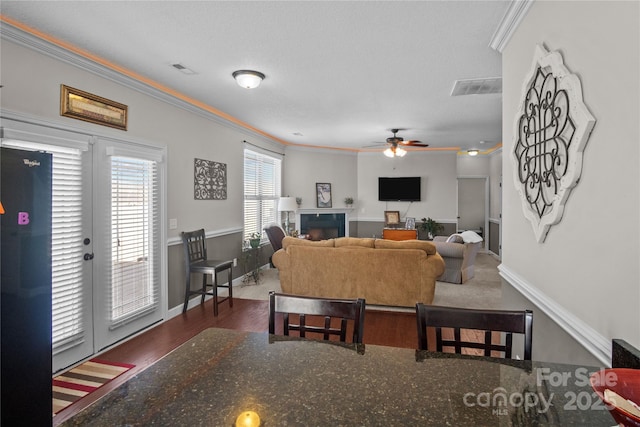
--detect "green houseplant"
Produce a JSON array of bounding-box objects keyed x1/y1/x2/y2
[
  {"x1": 419, "y1": 217, "x2": 443, "y2": 240},
  {"x1": 248, "y1": 232, "x2": 261, "y2": 248},
  {"x1": 344, "y1": 197, "x2": 354, "y2": 207}
]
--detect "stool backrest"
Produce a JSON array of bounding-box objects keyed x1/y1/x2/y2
[
  {"x1": 182, "y1": 229, "x2": 207, "y2": 266},
  {"x1": 416, "y1": 304, "x2": 533, "y2": 360},
  {"x1": 269, "y1": 291, "x2": 365, "y2": 344}
]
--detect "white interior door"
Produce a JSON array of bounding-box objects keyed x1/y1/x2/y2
[{"x1": 457, "y1": 177, "x2": 487, "y2": 237}]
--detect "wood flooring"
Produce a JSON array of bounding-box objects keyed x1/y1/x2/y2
[{"x1": 53, "y1": 298, "x2": 419, "y2": 425}]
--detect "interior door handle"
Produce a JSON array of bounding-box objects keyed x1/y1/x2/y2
[{"x1": 84, "y1": 253, "x2": 94, "y2": 261}]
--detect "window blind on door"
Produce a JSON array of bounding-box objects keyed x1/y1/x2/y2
[
  {"x1": 109, "y1": 156, "x2": 160, "y2": 327},
  {"x1": 243, "y1": 149, "x2": 281, "y2": 242},
  {"x1": 1, "y1": 140, "x2": 85, "y2": 352}
]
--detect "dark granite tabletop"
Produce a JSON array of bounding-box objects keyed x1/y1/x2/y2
[{"x1": 62, "y1": 328, "x2": 615, "y2": 426}]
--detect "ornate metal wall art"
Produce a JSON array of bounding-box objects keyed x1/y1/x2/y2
[
  {"x1": 512, "y1": 45, "x2": 595, "y2": 243},
  {"x1": 194, "y1": 158, "x2": 227, "y2": 200}
]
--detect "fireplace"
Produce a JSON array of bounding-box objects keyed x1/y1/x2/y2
[{"x1": 297, "y1": 210, "x2": 349, "y2": 241}]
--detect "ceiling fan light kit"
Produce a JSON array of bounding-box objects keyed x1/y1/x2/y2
[
  {"x1": 384, "y1": 146, "x2": 407, "y2": 158},
  {"x1": 379, "y1": 129, "x2": 427, "y2": 157},
  {"x1": 232, "y1": 70, "x2": 265, "y2": 89}
]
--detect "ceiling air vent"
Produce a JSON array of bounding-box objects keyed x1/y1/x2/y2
[
  {"x1": 450, "y1": 77, "x2": 502, "y2": 96},
  {"x1": 171, "y1": 63, "x2": 196, "y2": 75}
]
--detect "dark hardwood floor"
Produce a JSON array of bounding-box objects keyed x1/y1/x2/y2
[{"x1": 53, "y1": 297, "x2": 418, "y2": 425}]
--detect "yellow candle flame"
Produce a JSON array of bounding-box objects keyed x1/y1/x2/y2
[{"x1": 235, "y1": 410, "x2": 260, "y2": 427}]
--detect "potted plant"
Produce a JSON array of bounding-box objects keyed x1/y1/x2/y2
[
  {"x1": 296, "y1": 197, "x2": 302, "y2": 207},
  {"x1": 344, "y1": 197, "x2": 354, "y2": 207},
  {"x1": 248, "y1": 232, "x2": 261, "y2": 248},
  {"x1": 419, "y1": 217, "x2": 443, "y2": 240}
]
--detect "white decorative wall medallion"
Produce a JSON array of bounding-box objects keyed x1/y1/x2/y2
[{"x1": 513, "y1": 44, "x2": 596, "y2": 242}]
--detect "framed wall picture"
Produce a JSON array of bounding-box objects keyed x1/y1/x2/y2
[
  {"x1": 316, "y1": 183, "x2": 332, "y2": 208},
  {"x1": 384, "y1": 211, "x2": 400, "y2": 226},
  {"x1": 405, "y1": 217, "x2": 416, "y2": 230},
  {"x1": 60, "y1": 85, "x2": 128, "y2": 130}
]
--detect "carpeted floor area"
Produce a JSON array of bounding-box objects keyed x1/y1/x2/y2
[{"x1": 226, "y1": 252, "x2": 501, "y2": 310}]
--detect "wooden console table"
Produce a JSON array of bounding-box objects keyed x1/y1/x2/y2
[{"x1": 382, "y1": 228, "x2": 418, "y2": 241}]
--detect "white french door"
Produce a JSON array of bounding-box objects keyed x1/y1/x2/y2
[
  {"x1": 1, "y1": 134, "x2": 94, "y2": 373},
  {"x1": 2, "y1": 118, "x2": 166, "y2": 373},
  {"x1": 92, "y1": 140, "x2": 164, "y2": 350}
]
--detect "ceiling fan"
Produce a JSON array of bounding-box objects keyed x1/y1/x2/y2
[{"x1": 379, "y1": 129, "x2": 428, "y2": 157}]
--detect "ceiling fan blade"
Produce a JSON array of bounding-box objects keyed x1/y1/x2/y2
[
  {"x1": 401, "y1": 140, "x2": 428, "y2": 147},
  {"x1": 362, "y1": 142, "x2": 387, "y2": 148}
]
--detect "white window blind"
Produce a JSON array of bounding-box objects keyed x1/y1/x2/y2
[
  {"x1": 243, "y1": 149, "x2": 281, "y2": 242},
  {"x1": 1, "y1": 140, "x2": 85, "y2": 352},
  {"x1": 110, "y1": 156, "x2": 159, "y2": 326}
]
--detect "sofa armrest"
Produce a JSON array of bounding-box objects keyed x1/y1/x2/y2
[{"x1": 432, "y1": 241, "x2": 464, "y2": 258}]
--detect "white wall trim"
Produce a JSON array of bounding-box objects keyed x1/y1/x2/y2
[
  {"x1": 499, "y1": 263, "x2": 610, "y2": 366},
  {"x1": 167, "y1": 226, "x2": 243, "y2": 246},
  {"x1": 489, "y1": 0, "x2": 535, "y2": 52},
  {"x1": 165, "y1": 265, "x2": 268, "y2": 317}
]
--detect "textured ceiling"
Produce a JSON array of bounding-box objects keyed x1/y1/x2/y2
[{"x1": 1, "y1": 1, "x2": 509, "y2": 153}]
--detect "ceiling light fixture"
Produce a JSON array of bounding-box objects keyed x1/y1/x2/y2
[
  {"x1": 232, "y1": 70, "x2": 265, "y2": 89},
  {"x1": 384, "y1": 146, "x2": 407, "y2": 158},
  {"x1": 467, "y1": 149, "x2": 479, "y2": 156}
]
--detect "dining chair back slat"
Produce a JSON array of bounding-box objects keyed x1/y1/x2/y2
[
  {"x1": 416, "y1": 304, "x2": 533, "y2": 360},
  {"x1": 269, "y1": 291, "x2": 365, "y2": 344}
]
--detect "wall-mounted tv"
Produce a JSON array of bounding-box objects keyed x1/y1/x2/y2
[{"x1": 378, "y1": 177, "x2": 421, "y2": 201}]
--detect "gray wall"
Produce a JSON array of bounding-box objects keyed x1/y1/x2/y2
[
  {"x1": 1, "y1": 24, "x2": 501, "y2": 316},
  {"x1": 501, "y1": 0, "x2": 639, "y2": 364}
]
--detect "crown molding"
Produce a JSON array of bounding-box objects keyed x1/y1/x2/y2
[
  {"x1": 489, "y1": 0, "x2": 535, "y2": 53},
  {"x1": 0, "y1": 21, "x2": 278, "y2": 147}
]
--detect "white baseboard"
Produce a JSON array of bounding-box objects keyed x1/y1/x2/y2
[
  {"x1": 498, "y1": 264, "x2": 610, "y2": 367},
  {"x1": 166, "y1": 266, "x2": 268, "y2": 319}
]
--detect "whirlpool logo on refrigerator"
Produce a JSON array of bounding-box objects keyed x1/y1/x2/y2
[{"x1": 22, "y1": 158, "x2": 41, "y2": 167}]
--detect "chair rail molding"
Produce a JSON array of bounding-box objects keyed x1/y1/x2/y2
[
  {"x1": 512, "y1": 44, "x2": 596, "y2": 243},
  {"x1": 498, "y1": 263, "x2": 610, "y2": 366}
]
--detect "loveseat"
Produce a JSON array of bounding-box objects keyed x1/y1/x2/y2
[
  {"x1": 432, "y1": 231, "x2": 483, "y2": 284},
  {"x1": 272, "y1": 236, "x2": 445, "y2": 307}
]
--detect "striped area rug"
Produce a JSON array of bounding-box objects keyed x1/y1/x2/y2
[{"x1": 53, "y1": 359, "x2": 135, "y2": 415}]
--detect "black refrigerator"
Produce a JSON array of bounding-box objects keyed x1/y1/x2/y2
[{"x1": 1, "y1": 146, "x2": 53, "y2": 425}]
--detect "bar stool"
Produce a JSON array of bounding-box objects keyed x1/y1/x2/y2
[{"x1": 181, "y1": 229, "x2": 233, "y2": 315}]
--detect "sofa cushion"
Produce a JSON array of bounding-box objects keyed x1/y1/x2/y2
[
  {"x1": 335, "y1": 237, "x2": 375, "y2": 248},
  {"x1": 282, "y1": 236, "x2": 335, "y2": 249},
  {"x1": 446, "y1": 233, "x2": 464, "y2": 244},
  {"x1": 374, "y1": 239, "x2": 436, "y2": 255}
]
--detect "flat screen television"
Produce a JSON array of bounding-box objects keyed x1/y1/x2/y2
[{"x1": 378, "y1": 177, "x2": 421, "y2": 201}]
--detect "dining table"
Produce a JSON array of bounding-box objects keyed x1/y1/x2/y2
[{"x1": 61, "y1": 327, "x2": 616, "y2": 426}]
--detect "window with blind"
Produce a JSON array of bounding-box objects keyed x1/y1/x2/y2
[
  {"x1": 243, "y1": 149, "x2": 281, "y2": 242},
  {"x1": 110, "y1": 156, "x2": 159, "y2": 326},
  {"x1": 1, "y1": 140, "x2": 85, "y2": 352}
]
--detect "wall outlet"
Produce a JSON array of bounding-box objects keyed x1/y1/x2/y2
[
  {"x1": 233, "y1": 258, "x2": 237, "y2": 267},
  {"x1": 169, "y1": 218, "x2": 178, "y2": 230}
]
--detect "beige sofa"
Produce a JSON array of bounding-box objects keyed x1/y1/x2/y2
[
  {"x1": 272, "y1": 236, "x2": 445, "y2": 307},
  {"x1": 432, "y1": 235, "x2": 482, "y2": 284}
]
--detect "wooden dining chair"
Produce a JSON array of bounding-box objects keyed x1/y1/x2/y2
[
  {"x1": 181, "y1": 229, "x2": 233, "y2": 316},
  {"x1": 268, "y1": 291, "x2": 366, "y2": 344},
  {"x1": 416, "y1": 303, "x2": 533, "y2": 360}
]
